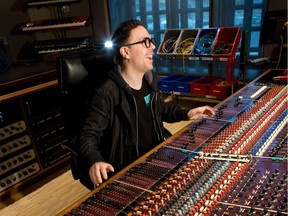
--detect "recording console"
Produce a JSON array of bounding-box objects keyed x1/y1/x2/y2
[{"x1": 58, "y1": 69, "x2": 287, "y2": 216}]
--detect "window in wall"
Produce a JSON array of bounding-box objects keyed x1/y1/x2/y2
[
  {"x1": 236, "y1": 0, "x2": 265, "y2": 57},
  {"x1": 175, "y1": 0, "x2": 210, "y2": 29}
]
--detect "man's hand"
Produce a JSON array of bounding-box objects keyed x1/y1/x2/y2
[
  {"x1": 89, "y1": 162, "x2": 114, "y2": 186},
  {"x1": 187, "y1": 106, "x2": 216, "y2": 120}
]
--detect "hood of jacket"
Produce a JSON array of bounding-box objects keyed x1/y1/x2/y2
[{"x1": 107, "y1": 64, "x2": 158, "y2": 94}]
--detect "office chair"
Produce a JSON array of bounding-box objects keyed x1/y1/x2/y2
[{"x1": 56, "y1": 47, "x2": 114, "y2": 189}]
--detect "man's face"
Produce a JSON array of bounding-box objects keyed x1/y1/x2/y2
[{"x1": 124, "y1": 25, "x2": 156, "y2": 73}]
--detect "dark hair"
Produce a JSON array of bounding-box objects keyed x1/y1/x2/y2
[{"x1": 111, "y1": 19, "x2": 143, "y2": 64}]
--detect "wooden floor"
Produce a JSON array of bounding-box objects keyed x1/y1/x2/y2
[
  {"x1": 0, "y1": 119, "x2": 195, "y2": 216},
  {"x1": 0, "y1": 169, "x2": 90, "y2": 216}
]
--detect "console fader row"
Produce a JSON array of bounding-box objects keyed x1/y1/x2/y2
[{"x1": 61, "y1": 70, "x2": 287, "y2": 216}]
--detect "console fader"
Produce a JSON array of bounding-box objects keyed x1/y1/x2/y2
[{"x1": 60, "y1": 69, "x2": 287, "y2": 216}]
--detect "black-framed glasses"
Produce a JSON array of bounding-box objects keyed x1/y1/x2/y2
[{"x1": 123, "y1": 37, "x2": 156, "y2": 48}]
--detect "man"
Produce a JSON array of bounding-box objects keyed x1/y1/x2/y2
[{"x1": 76, "y1": 19, "x2": 215, "y2": 189}]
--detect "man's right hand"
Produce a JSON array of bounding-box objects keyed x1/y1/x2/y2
[{"x1": 89, "y1": 162, "x2": 114, "y2": 186}]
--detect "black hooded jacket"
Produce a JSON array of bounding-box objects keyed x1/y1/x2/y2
[{"x1": 74, "y1": 65, "x2": 190, "y2": 189}]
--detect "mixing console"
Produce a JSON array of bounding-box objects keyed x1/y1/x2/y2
[{"x1": 59, "y1": 69, "x2": 287, "y2": 216}]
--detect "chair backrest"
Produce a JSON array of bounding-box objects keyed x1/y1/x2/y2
[
  {"x1": 56, "y1": 47, "x2": 114, "y2": 139},
  {"x1": 57, "y1": 47, "x2": 114, "y2": 94}
]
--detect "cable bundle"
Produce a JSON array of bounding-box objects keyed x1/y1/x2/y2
[
  {"x1": 216, "y1": 81, "x2": 230, "y2": 86},
  {"x1": 212, "y1": 41, "x2": 233, "y2": 54},
  {"x1": 174, "y1": 37, "x2": 195, "y2": 54},
  {"x1": 194, "y1": 33, "x2": 216, "y2": 55},
  {"x1": 161, "y1": 37, "x2": 178, "y2": 53}
]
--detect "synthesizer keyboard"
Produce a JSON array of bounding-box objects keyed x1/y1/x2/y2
[
  {"x1": 23, "y1": 0, "x2": 80, "y2": 7},
  {"x1": 33, "y1": 37, "x2": 93, "y2": 54},
  {"x1": 21, "y1": 16, "x2": 92, "y2": 32}
]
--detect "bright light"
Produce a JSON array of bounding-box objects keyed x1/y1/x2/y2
[{"x1": 104, "y1": 41, "x2": 113, "y2": 48}]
